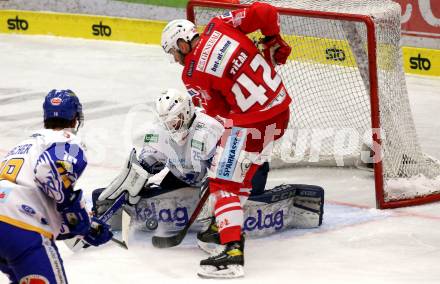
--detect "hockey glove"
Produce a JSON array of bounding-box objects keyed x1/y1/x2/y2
[
  {"x1": 57, "y1": 190, "x2": 90, "y2": 236},
  {"x1": 261, "y1": 34, "x2": 292, "y2": 66},
  {"x1": 83, "y1": 217, "x2": 113, "y2": 247}
]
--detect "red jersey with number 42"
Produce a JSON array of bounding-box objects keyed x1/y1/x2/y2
[{"x1": 182, "y1": 2, "x2": 291, "y2": 126}]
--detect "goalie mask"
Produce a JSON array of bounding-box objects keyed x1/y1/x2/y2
[
  {"x1": 161, "y1": 19, "x2": 198, "y2": 55},
  {"x1": 155, "y1": 89, "x2": 195, "y2": 145}
]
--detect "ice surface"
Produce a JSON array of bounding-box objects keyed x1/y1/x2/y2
[{"x1": 1, "y1": 34, "x2": 440, "y2": 283}]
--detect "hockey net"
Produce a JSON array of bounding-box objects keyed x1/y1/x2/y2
[{"x1": 187, "y1": 0, "x2": 440, "y2": 209}]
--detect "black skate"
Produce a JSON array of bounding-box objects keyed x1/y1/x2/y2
[
  {"x1": 197, "y1": 239, "x2": 245, "y2": 279},
  {"x1": 196, "y1": 218, "x2": 224, "y2": 255}
]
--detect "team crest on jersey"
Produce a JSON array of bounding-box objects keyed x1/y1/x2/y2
[{"x1": 50, "y1": 97, "x2": 62, "y2": 106}]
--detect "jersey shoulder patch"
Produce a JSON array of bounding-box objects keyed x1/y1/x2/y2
[
  {"x1": 143, "y1": 124, "x2": 168, "y2": 144},
  {"x1": 144, "y1": 133, "x2": 160, "y2": 144},
  {"x1": 191, "y1": 112, "x2": 224, "y2": 157}
]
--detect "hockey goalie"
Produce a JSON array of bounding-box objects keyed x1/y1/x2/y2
[{"x1": 94, "y1": 89, "x2": 324, "y2": 277}]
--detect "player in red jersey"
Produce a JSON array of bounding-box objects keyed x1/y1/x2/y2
[{"x1": 161, "y1": 2, "x2": 292, "y2": 278}]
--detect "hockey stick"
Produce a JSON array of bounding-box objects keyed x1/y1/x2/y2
[
  {"x1": 65, "y1": 192, "x2": 128, "y2": 251},
  {"x1": 152, "y1": 184, "x2": 210, "y2": 248}
]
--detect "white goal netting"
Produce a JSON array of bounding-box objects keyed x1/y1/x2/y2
[{"x1": 189, "y1": 0, "x2": 440, "y2": 208}]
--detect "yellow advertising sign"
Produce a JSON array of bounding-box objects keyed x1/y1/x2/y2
[
  {"x1": 402, "y1": 47, "x2": 439, "y2": 77},
  {"x1": 0, "y1": 10, "x2": 166, "y2": 44},
  {"x1": 0, "y1": 10, "x2": 438, "y2": 77}
]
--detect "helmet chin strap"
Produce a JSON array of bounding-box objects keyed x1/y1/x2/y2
[
  {"x1": 187, "y1": 113, "x2": 196, "y2": 129},
  {"x1": 71, "y1": 114, "x2": 84, "y2": 134}
]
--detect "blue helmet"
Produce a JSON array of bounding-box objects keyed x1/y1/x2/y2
[{"x1": 43, "y1": 89, "x2": 84, "y2": 127}]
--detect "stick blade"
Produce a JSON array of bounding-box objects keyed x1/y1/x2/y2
[
  {"x1": 64, "y1": 237, "x2": 86, "y2": 252},
  {"x1": 111, "y1": 237, "x2": 128, "y2": 249},
  {"x1": 152, "y1": 233, "x2": 184, "y2": 248},
  {"x1": 121, "y1": 207, "x2": 131, "y2": 248}
]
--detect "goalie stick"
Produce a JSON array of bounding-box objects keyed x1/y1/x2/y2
[
  {"x1": 65, "y1": 192, "x2": 128, "y2": 251},
  {"x1": 152, "y1": 183, "x2": 210, "y2": 248}
]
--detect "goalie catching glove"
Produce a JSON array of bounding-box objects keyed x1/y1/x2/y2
[
  {"x1": 98, "y1": 148, "x2": 150, "y2": 205},
  {"x1": 260, "y1": 34, "x2": 291, "y2": 66}
]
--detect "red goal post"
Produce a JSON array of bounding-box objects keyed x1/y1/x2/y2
[{"x1": 186, "y1": 0, "x2": 440, "y2": 209}]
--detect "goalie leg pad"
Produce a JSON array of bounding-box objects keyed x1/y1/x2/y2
[
  {"x1": 124, "y1": 186, "x2": 200, "y2": 232},
  {"x1": 119, "y1": 184, "x2": 324, "y2": 239},
  {"x1": 98, "y1": 148, "x2": 150, "y2": 205},
  {"x1": 244, "y1": 184, "x2": 324, "y2": 238},
  {"x1": 292, "y1": 184, "x2": 324, "y2": 228}
]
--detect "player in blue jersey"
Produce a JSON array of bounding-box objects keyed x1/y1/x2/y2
[{"x1": 0, "y1": 90, "x2": 112, "y2": 284}]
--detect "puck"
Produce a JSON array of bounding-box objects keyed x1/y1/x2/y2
[{"x1": 145, "y1": 218, "x2": 158, "y2": 230}]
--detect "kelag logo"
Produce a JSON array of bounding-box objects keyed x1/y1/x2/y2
[
  {"x1": 7, "y1": 16, "x2": 29, "y2": 31},
  {"x1": 92, "y1": 21, "x2": 112, "y2": 37},
  {"x1": 325, "y1": 47, "x2": 346, "y2": 61},
  {"x1": 409, "y1": 54, "x2": 431, "y2": 71},
  {"x1": 135, "y1": 202, "x2": 189, "y2": 227},
  {"x1": 243, "y1": 209, "x2": 284, "y2": 232},
  {"x1": 135, "y1": 202, "x2": 285, "y2": 232}
]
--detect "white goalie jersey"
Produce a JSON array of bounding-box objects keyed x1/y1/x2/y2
[{"x1": 139, "y1": 110, "x2": 224, "y2": 187}]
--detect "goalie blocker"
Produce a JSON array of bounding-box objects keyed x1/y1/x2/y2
[{"x1": 92, "y1": 183, "x2": 324, "y2": 238}]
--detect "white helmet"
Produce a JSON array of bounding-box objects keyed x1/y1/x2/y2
[
  {"x1": 161, "y1": 19, "x2": 198, "y2": 53},
  {"x1": 155, "y1": 89, "x2": 195, "y2": 144}
]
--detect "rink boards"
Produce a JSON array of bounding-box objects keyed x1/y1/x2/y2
[{"x1": 0, "y1": 9, "x2": 438, "y2": 76}]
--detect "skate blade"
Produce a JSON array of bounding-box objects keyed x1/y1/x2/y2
[
  {"x1": 197, "y1": 239, "x2": 225, "y2": 255},
  {"x1": 197, "y1": 265, "x2": 244, "y2": 279}
]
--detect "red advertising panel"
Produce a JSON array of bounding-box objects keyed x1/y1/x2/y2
[{"x1": 394, "y1": 0, "x2": 440, "y2": 39}]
